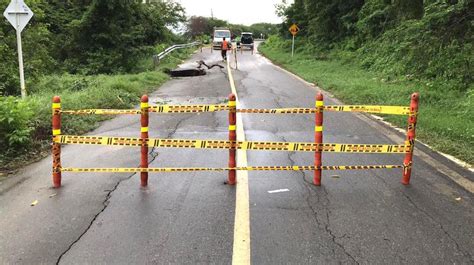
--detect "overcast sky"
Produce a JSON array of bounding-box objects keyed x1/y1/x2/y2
[{"x1": 177, "y1": 0, "x2": 292, "y2": 25}]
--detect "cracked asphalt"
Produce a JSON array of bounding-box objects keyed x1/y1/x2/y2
[{"x1": 1, "y1": 45, "x2": 473, "y2": 264}]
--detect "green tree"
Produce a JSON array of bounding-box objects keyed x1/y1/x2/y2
[
  {"x1": 0, "y1": 0, "x2": 55, "y2": 96},
  {"x1": 186, "y1": 16, "x2": 229, "y2": 39},
  {"x1": 64, "y1": 0, "x2": 184, "y2": 74},
  {"x1": 393, "y1": 0, "x2": 424, "y2": 20},
  {"x1": 248, "y1": 23, "x2": 279, "y2": 38}
]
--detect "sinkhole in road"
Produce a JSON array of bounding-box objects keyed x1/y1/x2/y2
[{"x1": 166, "y1": 60, "x2": 224, "y2": 77}]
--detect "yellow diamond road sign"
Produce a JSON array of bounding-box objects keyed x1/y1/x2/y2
[{"x1": 289, "y1": 24, "x2": 299, "y2": 36}]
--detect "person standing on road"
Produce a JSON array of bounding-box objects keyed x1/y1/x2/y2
[{"x1": 221, "y1": 37, "x2": 230, "y2": 61}]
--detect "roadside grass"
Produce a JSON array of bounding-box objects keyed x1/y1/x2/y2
[
  {"x1": 259, "y1": 41, "x2": 473, "y2": 165},
  {"x1": 0, "y1": 47, "x2": 195, "y2": 172}
]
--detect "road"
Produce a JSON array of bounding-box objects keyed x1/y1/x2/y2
[{"x1": 1, "y1": 44, "x2": 473, "y2": 264}]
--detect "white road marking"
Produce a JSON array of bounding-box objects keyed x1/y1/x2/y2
[{"x1": 268, "y1": 189, "x2": 290, "y2": 194}]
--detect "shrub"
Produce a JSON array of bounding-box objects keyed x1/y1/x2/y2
[{"x1": 0, "y1": 97, "x2": 34, "y2": 151}]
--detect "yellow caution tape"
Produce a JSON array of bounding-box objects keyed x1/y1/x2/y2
[
  {"x1": 60, "y1": 164, "x2": 404, "y2": 173},
  {"x1": 237, "y1": 108, "x2": 316, "y2": 114},
  {"x1": 324, "y1": 105, "x2": 411, "y2": 115},
  {"x1": 54, "y1": 135, "x2": 143, "y2": 146},
  {"x1": 53, "y1": 135, "x2": 411, "y2": 153},
  {"x1": 150, "y1": 104, "x2": 231, "y2": 113},
  {"x1": 59, "y1": 105, "x2": 412, "y2": 115},
  {"x1": 237, "y1": 106, "x2": 411, "y2": 115},
  {"x1": 61, "y1": 109, "x2": 141, "y2": 115}
]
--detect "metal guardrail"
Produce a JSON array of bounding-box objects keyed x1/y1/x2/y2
[{"x1": 153, "y1": 41, "x2": 201, "y2": 66}]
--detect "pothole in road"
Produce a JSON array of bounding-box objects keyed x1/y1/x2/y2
[{"x1": 165, "y1": 60, "x2": 224, "y2": 77}]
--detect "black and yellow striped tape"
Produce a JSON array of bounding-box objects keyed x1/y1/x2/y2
[
  {"x1": 53, "y1": 135, "x2": 411, "y2": 153},
  {"x1": 150, "y1": 104, "x2": 230, "y2": 113},
  {"x1": 238, "y1": 108, "x2": 316, "y2": 114},
  {"x1": 59, "y1": 164, "x2": 404, "y2": 173},
  {"x1": 61, "y1": 109, "x2": 141, "y2": 115},
  {"x1": 324, "y1": 105, "x2": 411, "y2": 115},
  {"x1": 59, "y1": 105, "x2": 412, "y2": 115}
]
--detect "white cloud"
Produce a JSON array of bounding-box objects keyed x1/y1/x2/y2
[{"x1": 176, "y1": 0, "x2": 287, "y2": 25}]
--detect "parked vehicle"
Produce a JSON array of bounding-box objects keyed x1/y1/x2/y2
[
  {"x1": 240, "y1": 32, "x2": 254, "y2": 50},
  {"x1": 212, "y1": 28, "x2": 231, "y2": 50}
]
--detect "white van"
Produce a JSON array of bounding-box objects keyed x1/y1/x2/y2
[{"x1": 213, "y1": 28, "x2": 231, "y2": 50}]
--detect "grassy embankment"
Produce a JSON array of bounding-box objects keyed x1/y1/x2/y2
[
  {"x1": 259, "y1": 38, "x2": 473, "y2": 165},
  {"x1": 0, "y1": 47, "x2": 194, "y2": 172}
]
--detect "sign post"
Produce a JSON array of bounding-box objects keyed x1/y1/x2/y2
[
  {"x1": 3, "y1": 0, "x2": 34, "y2": 98},
  {"x1": 289, "y1": 23, "x2": 299, "y2": 58}
]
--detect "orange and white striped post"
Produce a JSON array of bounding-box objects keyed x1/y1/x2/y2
[
  {"x1": 228, "y1": 93, "x2": 237, "y2": 185},
  {"x1": 52, "y1": 96, "x2": 62, "y2": 188},
  {"x1": 314, "y1": 92, "x2": 324, "y2": 186},
  {"x1": 140, "y1": 95, "x2": 149, "y2": 187},
  {"x1": 402, "y1": 92, "x2": 419, "y2": 185}
]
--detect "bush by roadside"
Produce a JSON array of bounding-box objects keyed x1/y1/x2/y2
[
  {"x1": 259, "y1": 37, "x2": 473, "y2": 165},
  {"x1": 0, "y1": 48, "x2": 193, "y2": 172}
]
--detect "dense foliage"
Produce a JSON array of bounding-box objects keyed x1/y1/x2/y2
[
  {"x1": 185, "y1": 16, "x2": 279, "y2": 40},
  {"x1": 260, "y1": 37, "x2": 473, "y2": 163},
  {"x1": 0, "y1": 0, "x2": 185, "y2": 95},
  {"x1": 0, "y1": 46, "x2": 193, "y2": 170},
  {"x1": 264, "y1": 0, "x2": 473, "y2": 162},
  {"x1": 276, "y1": 0, "x2": 473, "y2": 91},
  {"x1": 0, "y1": 0, "x2": 190, "y2": 169}
]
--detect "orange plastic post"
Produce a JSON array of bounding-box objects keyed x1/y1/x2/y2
[
  {"x1": 402, "y1": 93, "x2": 419, "y2": 185},
  {"x1": 228, "y1": 93, "x2": 237, "y2": 185},
  {"x1": 52, "y1": 96, "x2": 62, "y2": 188},
  {"x1": 314, "y1": 92, "x2": 324, "y2": 186},
  {"x1": 140, "y1": 95, "x2": 149, "y2": 187}
]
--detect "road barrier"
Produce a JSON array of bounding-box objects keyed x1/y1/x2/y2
[
  {"x1": 51, "y1": 93, "x2": 419, "y2": 188},
  {"x1": 152, "y1": 41, "x2": 201, "y2": 66}
]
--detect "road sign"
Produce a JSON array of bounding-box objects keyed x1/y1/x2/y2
[
  {"x1": 3, "y1": 0, "x2": 34, "y2": 98},
  {"x1": 3, "y1": 0, "x2": 33, "y2": 32},
  {"x1": 289, "y1": 24, "x2": 299, "y2": 58},
  {"x1": 289, "y1": 23, "x2": 299, "y2": 36}
]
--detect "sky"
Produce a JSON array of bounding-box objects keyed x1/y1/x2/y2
[{"x1": 176, "y1": 0, "x2": 292, "y2": 26}]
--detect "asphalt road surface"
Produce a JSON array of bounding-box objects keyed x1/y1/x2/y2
[{"x1": 1, "y1": 44, "x2": 473, "y2": 264}]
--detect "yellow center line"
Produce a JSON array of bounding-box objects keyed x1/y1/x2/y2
[{"x1": 227, "y1": 59, "x2": 251, "y2": 264}]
